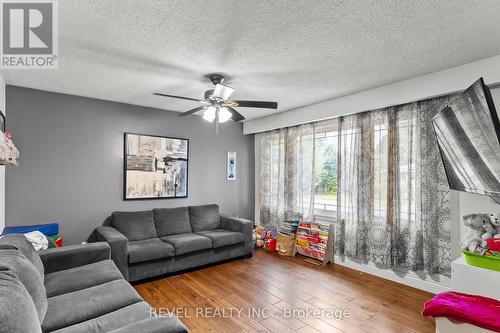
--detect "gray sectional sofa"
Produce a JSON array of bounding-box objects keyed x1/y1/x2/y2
[
  {"x1": 0, "y1": 234, "x2": 188, "y2": 333},
  {"x1": 89, "y1": 204, "x2": 253, "y2": 282}
]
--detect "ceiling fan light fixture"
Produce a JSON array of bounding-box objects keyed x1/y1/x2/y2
[
  {"x1": 212, "y1": 84, "x2": 234, "y2": 101},
  {"x1": 218, "y1": 107, "x2": 232, "y2": 123},
  {"x1": 155, "y1": 74, "x2": 278, "y2": 125},
  {"x1": 202, "y1": 106, "x2": 216, "y2": 122}
]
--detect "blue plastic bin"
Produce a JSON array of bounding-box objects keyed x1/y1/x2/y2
[{"x1": 1, "y1": 223, "x2": 59, "y2": 237}]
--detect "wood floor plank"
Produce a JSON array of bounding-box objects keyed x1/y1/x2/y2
[
  {"x1": 295, "y1": 325, "x2": 321, "y2": 333},
  {"x1": 134, "y1": 249, "x2": 435, "y2": 333},
  {"x1": 260, "y1": 318, "x2": 296, "y2": 333}
]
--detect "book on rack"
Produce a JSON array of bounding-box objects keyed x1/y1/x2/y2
[
  {"x1": 279, "y1": 218, "x2": 299, "y2": 236},
  {"x1": 294, "y1": 222, "x2": 334, "y2": 263}
]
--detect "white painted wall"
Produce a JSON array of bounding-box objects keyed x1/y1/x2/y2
[
  {"x1": 0, "y1": 74, "x2": 5, "y2": 233},
  {"x1": 254, "y1": 133, "x2": 262, "y2": 227},
  {"x1": 251, "y1": 55, "x2": 500, "y2": 292}
]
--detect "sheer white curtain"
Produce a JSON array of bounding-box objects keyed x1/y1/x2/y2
[
  {"x1": 259, "y1": 129, "x2": 286, "y2": 228},
  {"x1": 259, "y1": 124, "x2": 315, "y2": 229},
  {"x1": 337, "y1": 110, "x2": 393, "y2": 264}
]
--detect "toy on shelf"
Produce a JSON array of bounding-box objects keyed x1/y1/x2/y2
[
  {"x1": 486, "y1": 238, "x2": 500, "y2": 252},
  {"x1": 461, "y1": 213, "x2": 500, "y2": 271},
  {"x1": 292, "y1": 221, "x2": 334, "y2": 266},
  {"x1": 462, "y1": 213, "x2": 500, "y2": 253},
  {"x1": 487, "y1": 213, "x2": 500, "y2": 238}
]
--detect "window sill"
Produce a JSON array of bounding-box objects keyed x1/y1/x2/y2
[{"x1": 314, "y1": 213, "x2": 337, "y2": 224}]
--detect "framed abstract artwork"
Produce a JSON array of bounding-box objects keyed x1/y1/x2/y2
[
  {"x1": 0, "y1": 111, "x2": 5, "y2": 132},
  {"x1": 124, "y1": 133, "x2": 189, "y2": 200},
  {"x1": 227, "y1": 151, "x2": 236, "y2": 180}
]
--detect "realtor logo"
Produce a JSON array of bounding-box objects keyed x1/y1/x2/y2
[{"x1": 1, "y1": 0, "x2": 58, "y2": 69}]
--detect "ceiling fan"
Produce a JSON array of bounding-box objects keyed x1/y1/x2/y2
[{"x1": 154, "y1": 74, "x2": 278, "y2": 134}]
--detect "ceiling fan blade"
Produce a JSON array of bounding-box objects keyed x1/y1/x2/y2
[
  {"x1": 177, "y1": 106, "x2": 206, "y2": 117},
  {"x1": 226, "y1": 106, "x2": 245, "y2": 122},
  {"x1": 228, "y1": 100, "x2": 278, "y2": 109},
  {"x1": 154, "y1": 93, "x2": 208, "y2": 104}
]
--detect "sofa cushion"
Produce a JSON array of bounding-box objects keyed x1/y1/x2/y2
[
  {"x1": 0, "y1": 234, "x2": 44, "y2": 278},
  {"x1": 0, "y1": 249, "x2": 47, "y2": 323},
  {"x1": 188, "y1": 204, "x2": 221, "y2": 232},
  {"x1": 0, "y1": 269, "x2": 43, "y2": 333},
  {"x1": 42, "y1": 279, "x2": 143, "y2": 332},
  {"x1": 196, "y1": 229, "x2": 245, "y2": 248},
  {"x1": 128, "y1": 238, "x2": 175, "y2": 264},
  {"x1": 111, "y1": 211, "x2": 157, "y2": 241},
  {"x1": 108, "y1": 317, "x2": 189, "y2": 333},
  {"x1": 153, "y1": 207, "x2": 192, "y2": 236},
  {"x1": 44, "y1": 259, "x2": 123, "y2": 297},
  {"x1": 160, "y1": 233, "x2": 212, "y2": 256},
  {"x1": 50, "y1": 302, "x2": 152, "y2": 333}
]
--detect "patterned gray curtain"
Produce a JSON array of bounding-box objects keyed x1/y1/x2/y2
[
  {"x1": 260, "y1": 123, "x2": 315, "y2": 229},
  {"x1": 338, "y1": 97, "x2": 453, "y2": 276},
  {"x1": 259, "y1": 129, "x2": 286, "y2": 229}
]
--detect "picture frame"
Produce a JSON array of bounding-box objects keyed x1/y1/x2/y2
[
  {"x1": 0, "y1": 111, "x2": 5, "y2": 132},
  {"x1": 227, "y1": 151, "x2": 236, "y2": 180},
  {"x1": 124, "y1": 133, "x2": 189, "y2": 200}
]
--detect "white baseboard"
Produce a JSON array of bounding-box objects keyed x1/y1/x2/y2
[{"x1": 334, "y1": 254, "x2": 451, "y2": 294}]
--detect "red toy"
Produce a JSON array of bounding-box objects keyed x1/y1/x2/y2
[
  {"x1": 263, "y1": 230, "x2": 277, "y2": 252},
  {"x1": 265, "y1": 238, "x2": 277, "y2": 252},
  {"x1": 486, "y1": 238, "x2": 500, "y2": 252}
]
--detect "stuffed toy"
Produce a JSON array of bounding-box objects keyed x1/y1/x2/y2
[
  {"x1": 252, "y1": 226, "x2": 265, "y2": 248},
  {"x1": 488, "y1": 213, "x2": 500, "y2": 238},
  {"x1": 482, "y1": 221, "x2": 496, "y2": 240},
  {"x1": 462, "y1": 213, "x2": 491, "y2": 253}
]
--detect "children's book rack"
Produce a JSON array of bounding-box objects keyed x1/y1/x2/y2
[{"x1": 292, "y1": 222, "x2": 334, "y2": 266}]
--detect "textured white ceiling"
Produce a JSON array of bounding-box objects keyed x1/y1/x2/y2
[{"x1": 3, "y1": 0, "x2": 500, "y2": 121}]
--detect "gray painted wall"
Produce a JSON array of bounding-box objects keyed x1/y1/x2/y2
[{"x1": 5, "y1": 86, "x2": 255, "y2": 245}]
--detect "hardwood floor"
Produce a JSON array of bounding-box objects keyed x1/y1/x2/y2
[{"x1": 134, "y1": 249, "x2": 435, "y2": 333}]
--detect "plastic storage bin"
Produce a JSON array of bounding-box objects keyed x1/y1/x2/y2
[{"x1": 462, "y1": 250, "x2": 500, "y2": 272}]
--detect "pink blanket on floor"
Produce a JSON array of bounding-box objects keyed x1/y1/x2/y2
[{"x1": 422, "y1": 292, "x2": 500, "y2": 332}]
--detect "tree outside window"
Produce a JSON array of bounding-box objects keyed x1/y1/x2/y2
[{"x1": 314, "y1": 131, "x2": 338, "y2": 216}]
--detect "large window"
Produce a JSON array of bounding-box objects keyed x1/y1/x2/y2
[
  {"x1": 397, "y1": 118, "x2": 417, "y2": 223},
  {"x1": 259, "y1": 97, "x2": 451, "y2": 275},
  {"x1": 311, "y1": 117, "x2": 422, "y2": 223},
  {"x1": 261, "y1": 116, "x2": 419, "y2": 224},
  {"x1": 314, "y1": 124, "x2": 338, "y2": 219},
  {"x1": 313, "y1": 119, "x2": 390, "y2": 221}
]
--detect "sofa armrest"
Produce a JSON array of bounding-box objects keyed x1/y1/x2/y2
[
  {"x1": 39, "y1": 242, "x2": 110, "y2": 274},
  {"x1": 220, "y1": 214, "x2": 253, "y2": 254},
  {"x1": 108, "y1": 317, "x2": 188, "y2": 333},
  {"x1": 93, "y1": 226, "x2": 129, "y2": 280}
]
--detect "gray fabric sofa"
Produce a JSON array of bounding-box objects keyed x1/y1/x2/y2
[
  {"x1": 89, "y1": 204, "x2": 253, "y2": 282},
  {"x1": 0, "y1": 234, "x2": 188, "y2": 333}
]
